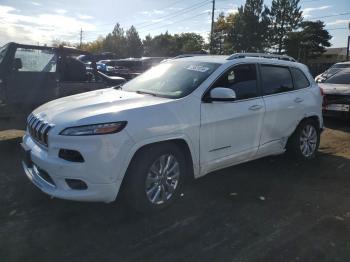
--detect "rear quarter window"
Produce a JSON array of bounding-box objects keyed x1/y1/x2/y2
[{"x1": 291, "y1": 67, "x2": 310, "y2": 89}]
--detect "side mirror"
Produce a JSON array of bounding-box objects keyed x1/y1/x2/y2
[
  {"x1": 206, "y1": 87, "x2": 236, "y2": 102},
  {"x1": 13, "y1": 58, "x2": 22, "y2": 70}
]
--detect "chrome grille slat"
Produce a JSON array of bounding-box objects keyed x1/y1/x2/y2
[{"x1": 26, "y1": 114, "x2": 53, "y2": 147}]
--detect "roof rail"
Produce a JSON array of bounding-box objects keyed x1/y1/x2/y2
[
  {"x1": 227, "y1": 53, "x2": 297, "y2": 62},
  {"x1": 173, "y1": 53, "x2": 207, "y2": 59}
]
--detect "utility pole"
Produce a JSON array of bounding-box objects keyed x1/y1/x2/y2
[
  {"x1": 79, "y1": 28, "x2": 83, "y2": 48},
  {"x1": 210, "y1": 0, "x2": 215, "y2": 54},
  {"x1": 347, "y1": 22, "x2": 350, "y2": 61}
]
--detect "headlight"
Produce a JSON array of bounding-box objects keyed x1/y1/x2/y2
[{"x1": 60, "y1": 122, "x2": 127, "y2": 136}]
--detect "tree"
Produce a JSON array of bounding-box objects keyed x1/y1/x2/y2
[
  {"x1": 227, "y1": 0, "x2": 270, "y2": 52},
  {"x1": 52, "y1": 39, "x2": 76, "y2": 47},
  {"x1": 142, "y1": 32, "x2": 205, "y2": 57},
  {"x1": 144, "y1": 32, "x2": 177, "y2": 56},
  {"x1": 284, "y1": 20, "x2": 331, "y2": 63},
  {"x1": 81, "y1": 36, "x2": 104, "y2": 53},
  {"x1": 126, "y1": 26, "x2": 143, "y2": 57},
  {"x1": 142, "y1": 34, "x2": 153, "y2": 56},
  {"x1": 175, "y1": 33, "x2": 205, "y2": 54},
  {"x1": 103, "y1": 23, "x2": 127, "y2": 57},
  {"x1": 269, "y1": 0, "x2": 303, "y2": 54},
  {"x1": 212, "y1": 12, "x2": 235, "y2": 54}
]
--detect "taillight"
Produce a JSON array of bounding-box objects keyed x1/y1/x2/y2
[
  {"x1": 320, "y1": 86, "x2": 324, "y2": 96},
  {"x1": 321, "y1": 89, "x2": 327, "y2": 109}
]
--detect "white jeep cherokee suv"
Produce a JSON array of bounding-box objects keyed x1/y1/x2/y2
[{"x1": 21, "y1": 53, "x2": 323, "y2": 212}]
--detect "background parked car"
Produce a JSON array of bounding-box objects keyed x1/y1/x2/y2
[
  {"x1": 0, "y1": 42, "x2": 125, "y2": 129},
  {"x1": 95, "y1": 57, "x2": 167, "y2": 80},
  {"x1": 320, "y1": 68, "x2": 350, "y2": 120},
  {"x1": 315, "y1": 61, "x2": 350, "y2": 83}
]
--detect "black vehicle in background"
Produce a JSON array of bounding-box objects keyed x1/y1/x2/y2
[
  {"x1": 320, "y1": 68, "x2": 350, "y2": 120},
  {"x1": 96, "y1": 57, "x2": 167, "y2": 79},
  {"x1": 0, "y1": 42, "x2": 125, "y2": 127}
]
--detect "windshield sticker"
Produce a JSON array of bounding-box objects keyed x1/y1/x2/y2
[{"x1": 185, "y1": 65, "x2": 210, "y2": 73}]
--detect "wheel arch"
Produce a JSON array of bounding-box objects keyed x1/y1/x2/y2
[
  {"x1": 116, "y1": 136, "x2": 197, "y2": 200},
  {"x1": 287, "y1": 114, "x2": 322, "y2": 147}
]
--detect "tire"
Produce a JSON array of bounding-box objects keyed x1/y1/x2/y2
[
  {"x1": 287, "y1": 119, "x2": 320, "y2": 160},
  {"x1": 123, "y1": 142, "x2": 186, "y2": 213}
]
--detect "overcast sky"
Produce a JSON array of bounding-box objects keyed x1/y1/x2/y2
[{"x1": 0, "y1": 0, "x2": 349, "y2": 48}]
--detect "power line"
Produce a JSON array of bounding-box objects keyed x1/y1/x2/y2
[
  {"x1": 302, "y1": 0, "x2": 326, "y2": 3},
  {"x1": 311, "y1": 11, "x2": 350, "y2": 20},
  {"x1": 139, "y1": 12, "x2": 210, "y2": 34},
  {"x1": 94, "y1": 0, "x2": 210, "y2": 29},
  {"x1": 137, "y1": 0, "x2": 211, "y2": 30},
  {"x1": 326, "y1": 27, "x2": 348, "y2": 31}
]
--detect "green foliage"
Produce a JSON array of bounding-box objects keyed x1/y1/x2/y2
[
  {"x1": 269, "y1": 0, "x2": 303, "y2": 53},
  {"x1": 126, "y1": 26, "x2": 143, "y2": 57},
  {"x1": 103, "y1": 23, "x2": 127, "y2": 57},
  {"x1": 79, "y1": 0, "x2": 331, "y2": 61},
  {"x1": 143, "y1": 32, "x2": 205, "y2": 57},
  {"x1": 82, "y1": 26, "x2": 205, "y2": 57},
  {"x1": 284, "y1": 20, "x2": 331, "y2": 63},
  {"x1": 176, "y1": 33, "x2": 205, "y2": 54},
  {"x1": 212, "y1": 0, "x2": 270, "y2": 54}
]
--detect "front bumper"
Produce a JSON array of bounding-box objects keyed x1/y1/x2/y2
[
  {"x1": 22, "y1": 160, "x2": 119, "y2": 202},
  {"x1": 21, "y1": 130, "x2": 134, "y2": 203}
]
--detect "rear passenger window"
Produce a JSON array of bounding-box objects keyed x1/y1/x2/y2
[
  {"x1": 261, "y1": 65, "x2": 293, "y2": 95},
  {"x1": 291, "y1": 68, "x2": 310, "y2": 89},
  {"x1": 213, "y1": 64, "x2": 258, "y2": 100}
]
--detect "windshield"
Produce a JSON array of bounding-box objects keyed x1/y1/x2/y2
[
  {"x1": 0, "y1": 44, "x2": 8, "y2": 64},
  {"x1": 325, "y1": 71, "x2": 350, "y2": 84},
  {"x1": 122, "y1": 60, "x2": 220, "y2": 98}
]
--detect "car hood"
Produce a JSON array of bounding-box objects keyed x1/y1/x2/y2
[
  {"x1": 33, "y1": 88, "x2": 171, "y2": 126},
  {"x1": 319, "y1": 83, "x2": 350, "y2": 95}
]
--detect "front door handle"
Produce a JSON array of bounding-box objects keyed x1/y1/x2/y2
[
  {"x1": 249, "y1": 105, "x2": 263, "y2": 111},
  {"x1": 294, "y1": 97, "x2": 304, "y2": 103}
]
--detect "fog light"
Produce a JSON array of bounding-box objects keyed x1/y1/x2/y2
[
  {"x1": 59, "y1": 149, "x2": 84, "y2": 162},
  {"x1": 65, "y1": 179, "x2": 88, "y2": 190}
]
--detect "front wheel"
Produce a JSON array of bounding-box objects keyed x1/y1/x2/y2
[
  {"x1": 123, "y1": 143, "x2": 186, "y2": 213},
  {"x1": 287, "y1": 119, "x2": 320, "y2": 160}
]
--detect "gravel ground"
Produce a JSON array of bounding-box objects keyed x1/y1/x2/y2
[{"x1": 0, "y1": 119, "x2": 350, "y2": 262}]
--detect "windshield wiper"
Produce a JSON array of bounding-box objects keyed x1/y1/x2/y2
[
  {"x1": 113, "y1": 84, "x2": 123, "y2": 90},
  {"x1": 135, "y1": 90, "x2": 158, "y2": 97}
]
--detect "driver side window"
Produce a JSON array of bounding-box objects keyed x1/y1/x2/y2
[
  {"x1": 14, "y1": 48, "x2": 57, "y2": 72},
  {"x1": 213, "y1": 64, "x2": 258, "y2": 100}
]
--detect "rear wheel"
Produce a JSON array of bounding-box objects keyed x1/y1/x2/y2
[
  {"x1": 123, "y1": 143, "x2": 186, "y2": 213},
  {"x1": 288, "y1": 119, "x2": 320, "y2": 160}
]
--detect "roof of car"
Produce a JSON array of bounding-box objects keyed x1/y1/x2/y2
[
  {"x1": 335, "y1": 61, "x2": 350, "y2": 65},
  {"x1": 173, "y1": 54, "x2": 303, "y2": 67}
]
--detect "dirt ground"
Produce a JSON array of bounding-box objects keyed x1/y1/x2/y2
[{"x1": 0, "y1": 119, "x2": 350, "y2": 262}]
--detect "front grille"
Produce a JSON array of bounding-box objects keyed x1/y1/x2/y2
[{"x1": 27, "y1": 114, "x2": 54, "y2": 147}]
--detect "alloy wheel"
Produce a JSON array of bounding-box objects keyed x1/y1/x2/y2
[
  {"x1": 145, "y1": 154, "x2": 180, "y2": 205},
  {"x1": 300, "y1": 124, "x2": 318, "y2": 158}
]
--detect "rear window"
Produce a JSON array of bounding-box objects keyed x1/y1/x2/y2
[
  {"x1": 261, "y1": 65, "x2": 293, "y2": 95},
  {"x1": 332, "y1": 63, "x2": 350, "y2": 69},
  {"x1": 291, "y1": 68, "x2": 310, "y2": 89},
  {"x1": 325, "y1": 71, "x2": 350, "y2": 84}
]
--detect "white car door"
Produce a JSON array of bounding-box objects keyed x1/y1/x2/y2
[
  {"x1": 258, "y1": 64, "x2": 310, "y2": 154},
  {"x1": 200, "y1": 63, "x2": 265, "y2": 174}
]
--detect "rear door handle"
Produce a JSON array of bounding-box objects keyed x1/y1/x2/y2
[
  {"x1": 294, "y1": 97, "x2": 304, "y2": 103},
  {"x1": 249, "y1": 105, "x2": 263, "y2": 111}
]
